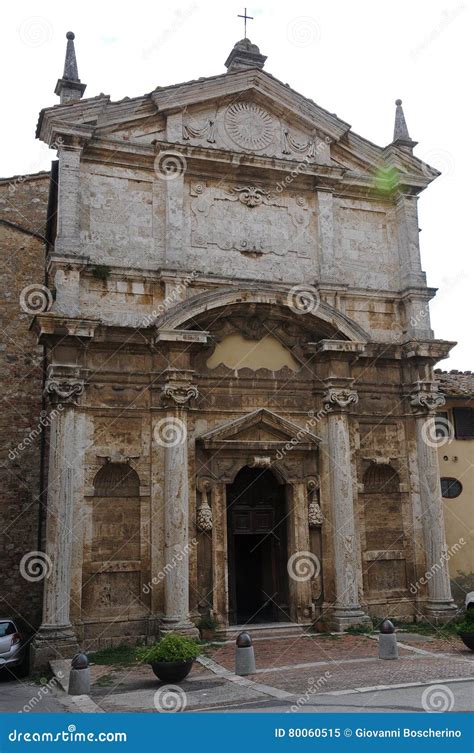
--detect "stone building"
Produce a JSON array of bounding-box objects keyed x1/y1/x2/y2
[
  {"x1": 3, "y1": 33, "x2": 463, "y2": 665},
  {"x1": 434, "y1": 370, "x2": 474, "y2": 601}
]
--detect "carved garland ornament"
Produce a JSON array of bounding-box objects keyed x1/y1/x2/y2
[{"x1": 307, "y1": 477, "x2": 323, "y2": 528}]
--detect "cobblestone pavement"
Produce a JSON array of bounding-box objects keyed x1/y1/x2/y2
[{"x1": 87, "y1": 633, "x2": 474, "y2": 713}]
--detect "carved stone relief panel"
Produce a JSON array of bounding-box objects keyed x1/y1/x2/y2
[
  {"x1": 180, "y1": 99, "x2": 330, "y2": 162},
  {"x1": 189, "y1": 180, "x2": 314, "y2": 257}
]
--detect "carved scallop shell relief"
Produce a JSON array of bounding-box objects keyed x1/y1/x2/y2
[{"x1": 224, "y1": 102, "x2": 275, "y2": 151}]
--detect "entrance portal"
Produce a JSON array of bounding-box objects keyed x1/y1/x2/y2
[{"x1": 227, "y1": 467, "x2": 289, "y2": 625}]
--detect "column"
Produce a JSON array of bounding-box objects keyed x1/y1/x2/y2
[
  {"x1": 410, "y1": 383, "x2": 456, "y2": 621},
  {"x1": 210, "y1": 482, "x2": 228, "y2": 627},
  {"x1": 160, "y1": 369, "x2": 198, "y2": 635},
  {"x1": 324, "y1": 383, "x2": 371, "y2": 630},
  {"x1": 55, "y1": 140, "x2": 83, "y2": 256},
  {"x1": 32, "y1": 367, "x2": 87, "y2": 668},
  {"x1": 287, "y1": 480, "x2": 314, "y2": 623}
]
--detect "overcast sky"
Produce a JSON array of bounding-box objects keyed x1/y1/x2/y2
[{"x1": 3, "y1": 0, "x2": 472, "y2": 369}]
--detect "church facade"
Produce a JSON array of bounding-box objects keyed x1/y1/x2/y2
[{"x1": 30, "y1": 34, "x2": 457, "y2": 664}]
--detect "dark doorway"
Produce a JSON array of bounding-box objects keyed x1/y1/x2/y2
[{"x1": 227, "y1": 466, "x2": 289, "y2": 625}]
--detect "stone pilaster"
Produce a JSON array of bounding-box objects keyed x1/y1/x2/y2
[
  {"x1": 159, "y1": 369, "x2": 199, "y2": 636},
  {"x1": 55, "y1": 141, "x2": 83, "y2": 256},
  {"x1": 31, "y1": 367, "x2": 88, "y2": 668},
  {"x1": 410, "y1": 382, "x2": 456, "y2": 621},
  {"x1": 316, "y1": 189, "x2": 338, "y2": 283},
  {"x1": 323, "y1": 381, "x2": 371, "y2": 630}
]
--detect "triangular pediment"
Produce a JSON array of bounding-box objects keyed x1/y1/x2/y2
[
  {"x1": 36, "y1": 67, "x2": 438, "y2": 187},
  {"x1": 199, "y1": 408, "x2": 320, "y2": 450}
]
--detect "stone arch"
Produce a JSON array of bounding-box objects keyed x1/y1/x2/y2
[
  {"x1": 363, "y1": 463, "x2": 400, "y2": 494},
  {"x1": 155, "y1": 284, "x2": 370, "y2": 343},
  {"x1": 93, "y1": 462, "x2": 140, "y2": 497}
]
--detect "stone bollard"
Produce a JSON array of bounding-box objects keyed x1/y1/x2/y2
[
  {"x1": 235, "y1": 632, "x2": 256, "y2": 676},
  {"x1": 378, "y1": 619, "x2": 398, "y2": 660},
  {"x1": 68, "y1": 652, "x2": 91, "y2": 695}
]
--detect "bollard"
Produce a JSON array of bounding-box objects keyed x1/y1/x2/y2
[
  {"x1": 68, "y1": 652, "x2": 91, "y2": 695},
  {"x1": 378, "y1": 619, "x2": 398, "y2": 660},
  {"x1": 235, "y1": 631, "x2": 256, "y2": 676}
]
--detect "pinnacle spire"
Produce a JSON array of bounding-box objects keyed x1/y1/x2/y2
[
  {"x1": 392, "y1": 99, "x2": 417, "y2": 152},
  {"x1": 54, "y1": 32, "x2": 86, "y2": 105}
]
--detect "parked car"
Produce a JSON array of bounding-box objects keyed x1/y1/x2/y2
[
  {"x1": 0, "y1": 619, "x2": 28, "y2": 675},
  {"x1": 465, "y1": 592, "x2": 474, "y2": 611}
]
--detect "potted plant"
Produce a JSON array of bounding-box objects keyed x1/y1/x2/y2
[
  {"x1": 456, "y1": 609, "x2": 474, "y2": 651},
  {"x1": 197, "y1": 615, "x2": 218, "y2": 641},
  {"x1": 137, "y1": 634, "x2": 200, "y2": 683}
]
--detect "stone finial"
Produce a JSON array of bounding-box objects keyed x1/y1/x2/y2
[
  {"x1": 392, "y1": 99, "x2": 417, "y2": 153},
  {"x1": 225, "y1": 38, "x2": 267, "y2": 73},
  {"x1": 55, "y1": 31, "x2": 87, "y2": 104}
]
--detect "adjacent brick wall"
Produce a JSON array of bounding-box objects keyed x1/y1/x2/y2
[{"x1": 0, "y1": 172, "x2": 50, "y2": 631}]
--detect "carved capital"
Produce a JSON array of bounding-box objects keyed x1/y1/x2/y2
[
  {"x1": 161, "y1": 369, "x2": 199, "y2": 407},
  {"x1": 44, "y1": 366, "x2": 87, "y2": 406},
  {"x1": 323, "y1": 387, "x2": 358, "y2": 412},
  {"x1": 410, "y1": 382, "x2": 446, "y2": 414}
]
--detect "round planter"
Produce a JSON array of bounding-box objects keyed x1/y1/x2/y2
[
  {"x1": 151, "y1": 659, "x2": 194, "y2": 683},
  {"x1": 458, "y1": 632, "x2": 474, "y2": 651}
]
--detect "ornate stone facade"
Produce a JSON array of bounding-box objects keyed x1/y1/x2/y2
[{"x1": 18, "y1": 34, "x2": 459, "y2": 665}]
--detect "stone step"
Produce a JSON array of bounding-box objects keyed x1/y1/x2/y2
[{"x1": 217, "y1": 622, "x2": 314, "y2": 642}]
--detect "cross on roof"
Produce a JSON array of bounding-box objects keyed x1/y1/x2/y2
[{"x1": 238, "y1": 7, "x2": 253, "y2": 38}]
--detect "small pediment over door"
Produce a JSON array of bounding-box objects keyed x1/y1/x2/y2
[{"x1": 198, "y1": 408, "x2": 320, "y2": 451}]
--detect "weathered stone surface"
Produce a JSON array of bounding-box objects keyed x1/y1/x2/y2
[{"x1": 2, "y1": 39, "x2": 461, "y2": 663}]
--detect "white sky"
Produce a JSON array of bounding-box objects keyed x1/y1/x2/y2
[{"x1": 3, "y1": 0, "x2": 472, "y2": 369}]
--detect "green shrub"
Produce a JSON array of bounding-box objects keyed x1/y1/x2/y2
[
  {"x1": 456, "y1": 609, "x2": 474, "y2": 634},
  {"x1": 136, "y1": 634, "x2": 200, "y2": 663},
  {"x1": 197, "y1": 616, "x2": 217, "y2": 630}
]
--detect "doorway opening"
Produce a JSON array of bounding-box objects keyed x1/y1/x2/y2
[{"x1": 227, "y1": 466, "x2": 289, "y2": 625}]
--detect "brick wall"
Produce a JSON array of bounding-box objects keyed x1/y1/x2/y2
[{"x1": 0, "y1": 171, "x2": 50, "y2": 632}]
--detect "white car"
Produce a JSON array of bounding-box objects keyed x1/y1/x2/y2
[
  {"x1": 465, "y1": 592, "x2": 474, "y2": 610},
  {"x1": 0, "y1": 619, "x2": 26, "y2": 672}
]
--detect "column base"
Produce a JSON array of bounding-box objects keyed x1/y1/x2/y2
[
  {"x1": 329, "y1": 609, "x2": 373, "y2": 632},
  {"x1": 160, "y1": 618, "x2": 199, "y2": 639},
  {"x1": 424, "y1": 601, "x2": 458, "y2": 625},
  {"x1": 30, "y1": 623, "x2": 79, "y2": 671}
]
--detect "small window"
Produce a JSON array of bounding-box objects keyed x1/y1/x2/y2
[
  {"x1": 453, "y1": 407, "x2": 474, "y2": 439},
  {"x1": 435, "y1": 411, "x2": 450, "y2": 438},
  {"x1": 441, "y1": 477, "x2": 463, "y2": 499},
  {"x1": 0, "y1": 621, "x2": 15, "y2": 637}
]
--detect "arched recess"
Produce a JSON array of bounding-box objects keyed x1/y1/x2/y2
[
  {"x1": 155, "y1": 284, "x2": 370, "y2": 343},
  {"x1": 81, "y1": 462, "x2": 144, "y2": 622},
  {"x1": 361, "y1": 462, "x2": 407, "y2": 596}
]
